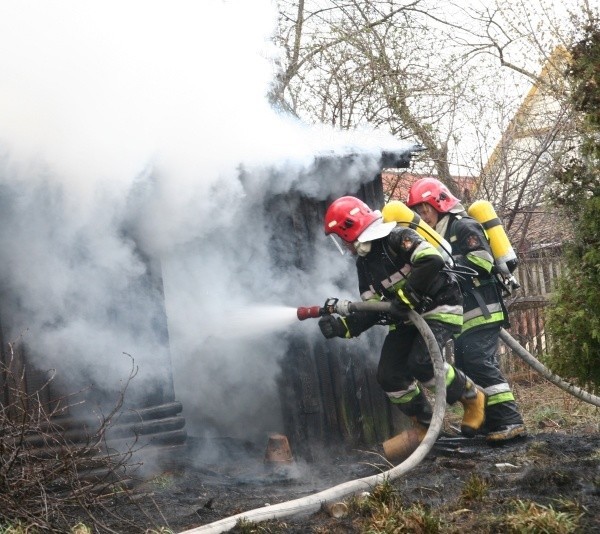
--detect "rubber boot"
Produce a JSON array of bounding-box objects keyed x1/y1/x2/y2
[
  {"x1": 486, "y1": 423, "x2": 527, "y2": 443},
  {"x1": 394, "y1": 389, "x2": 433, "y2": 427},
  {"x1": 459, "y1": 379, "x2": 486, "y2": 438},
  {"x1": 484, "y1": 398, "x2": 527, "y2": 443},
  {"x1": 410, "y1": 416, "x2": 429, "y2": 439},
  {"x1": 382, "y1": 418, "x2": 428, "y2": 463}
]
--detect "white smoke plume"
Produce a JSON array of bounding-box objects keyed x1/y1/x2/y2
[{"x1": 0, "y1": 1, "x2": 408, "y2": 440}]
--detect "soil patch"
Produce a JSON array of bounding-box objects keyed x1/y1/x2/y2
[{"x1": 109, "y1": 426, "x2": 600, "y2": 533}]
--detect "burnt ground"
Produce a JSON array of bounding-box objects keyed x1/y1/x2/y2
[{"x1": 109, "y1": 423, "x2": 600, "y2": 534}]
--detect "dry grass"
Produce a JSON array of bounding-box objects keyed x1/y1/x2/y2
[
  {"x1": 437, "y1": 357, "x2": 600, "y2": 436},
  {"x1": 511, "y1": 377, "x2": 599, "y2": 434},
  {"x1": 502, "y1": 499, "x2": 585, "y2": 533}
]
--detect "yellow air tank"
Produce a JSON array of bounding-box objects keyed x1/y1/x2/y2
[
  {"x1": 382, "y1": 200, "x2": 451, "y2": 261},
  {"x1": 467, "y1": 200, "x2": 517, "y2": 277}
]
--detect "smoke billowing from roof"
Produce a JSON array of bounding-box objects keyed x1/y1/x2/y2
[{"x1": 0, "y1": 1, "x2": 408, "y2": 440}]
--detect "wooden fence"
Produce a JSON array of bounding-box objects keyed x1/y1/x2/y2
[{"x1": 498, "y1": 246, "x2": 563, "y2": 380}]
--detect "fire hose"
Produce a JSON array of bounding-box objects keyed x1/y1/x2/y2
[
  {"x1": 499, "y1": 329, "x2": 600, "y2": 407},
  {"x1": 298, "y1": 299, "x2": 600, "y2": 408},
  {"x1": 180, "y1": 302, "x2": 447, "y2": 534},
  {"x1": 182, "y1": 300, "x2": 600, "y2": 533}
]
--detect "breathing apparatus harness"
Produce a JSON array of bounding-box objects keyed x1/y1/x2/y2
[
  {"x1": 379, "y1": 216, "x2": 480, "y2": 294},
  {"x1": 400, "y1": 209, "x2": 518, "y2": 300}
]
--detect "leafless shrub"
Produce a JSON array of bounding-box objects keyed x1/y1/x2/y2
[{"x1": 0, "y1": 344, "x2": 167, "y2": 533}]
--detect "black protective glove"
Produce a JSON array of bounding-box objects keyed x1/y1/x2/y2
[
  {"x1": 318, "y1": 315, "x2": 348, "y2": 339},
  {"x1": 389, "y1": 299, "x2": 412, "y2": 321}
]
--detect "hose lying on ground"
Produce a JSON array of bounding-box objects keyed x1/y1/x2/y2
[
  {"x1": 180, "y1": 306, "x2": 445, "y2": 534},
  {"x1": 499, "y1": 328, "x2": 600, "y2": 408},
  {"x1": 182, "y1": 309, "x2": 600, "y2": 533}
]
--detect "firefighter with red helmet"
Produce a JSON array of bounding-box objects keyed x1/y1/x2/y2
[
  {"x1": 319, "y1": 195, "x2": 486, "y2": 438},
  {"x1": 406, "y1": 178, "x2": 526, "y2": 443}
]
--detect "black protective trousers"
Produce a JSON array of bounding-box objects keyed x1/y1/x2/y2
[
  {"x1": 376, "y1": 320, "x2": 467, "y2": 416},
  {"x1": 454, "y1": 324, "x2": 523, "y2": 430}
]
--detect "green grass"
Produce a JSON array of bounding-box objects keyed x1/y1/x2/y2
[{"x1": 460, "y1": 474, "x2": 489, "y2": 503}]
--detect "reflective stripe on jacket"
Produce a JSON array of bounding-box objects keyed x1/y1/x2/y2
[
  {"x1": 443, "y1": 214, "x2": 506, "y2": 333},
  {"x1": 344, "y1": 226, "x2": 463, "y2": 337}
]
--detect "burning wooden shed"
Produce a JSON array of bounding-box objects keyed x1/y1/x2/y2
[
  {"x1": 0, "y1": 147, "x2": 416, "y2": 474},
  {"x1": 226, "y1": 150, "x2": 418, "y2": 460}
]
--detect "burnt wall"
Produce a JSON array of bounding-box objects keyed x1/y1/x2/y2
[{"x1": 267, "y1": 177, "x2": 405, "y2": 459}]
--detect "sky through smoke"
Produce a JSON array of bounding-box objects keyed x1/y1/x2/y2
[{"x1": 0, "y1": 0, "x2": 407, "y2": 440}]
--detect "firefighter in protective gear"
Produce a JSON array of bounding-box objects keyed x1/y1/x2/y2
[
  {"x1": 406, "y1": 178, "x2": 526, "y2": 443},
  {"x1": 320, "y1": 195, "x2": 486, "y2": 438}
]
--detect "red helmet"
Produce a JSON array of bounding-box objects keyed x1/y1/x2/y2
[
  {"x1": 324, "y1": 196, "x2": 379, "y2": 243},
  {"x1": 406, "y1": 177, "x2": 459, "y2": 213}
]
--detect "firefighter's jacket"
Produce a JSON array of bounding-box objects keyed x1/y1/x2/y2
[
  {"x1": 342, "y1": 226, "x2": 463, "y2": 338},
  {"x1": 441, "y1": 213, "x2": 508, "y2": 333}
]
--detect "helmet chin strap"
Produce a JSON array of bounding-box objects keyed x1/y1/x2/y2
[{"x1": 355, "y1": 241, "x2": 372, "y2": 257}]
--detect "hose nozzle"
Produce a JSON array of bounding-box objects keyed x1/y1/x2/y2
[
  {"x1": 296, "y1": 306, "x2": 323, "y2": 321},
  {"x1": 297, "y1": 298, "x2": 343, "y2": 321},
  {"x1": 297, "y1": 298, "x2": 393, "y2": 321}
]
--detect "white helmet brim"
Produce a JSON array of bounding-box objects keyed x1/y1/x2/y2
[{"x1": 356, "y1": 217, "x2": 397, "y2": 243}]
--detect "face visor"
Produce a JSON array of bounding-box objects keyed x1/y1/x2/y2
[
  {"x1": 328, "y1": 213, "x2": 396, "y2": 256},
  {"x1": 355, "y1": 216, "x2": 397, "y2": 243}
]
